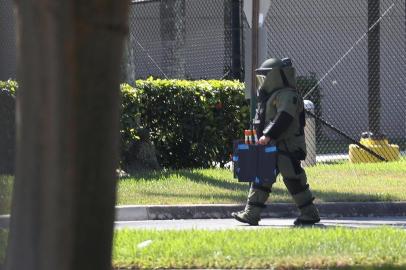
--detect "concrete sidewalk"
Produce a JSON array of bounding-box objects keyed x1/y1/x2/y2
[
  {"x1": 115, "y1": 202, "x2": 406, "y2": 221},
  {"x1": 115, "y1": 217, "x2": 406, "y2": 230},
  {"x1": 1, "y1": 202, "x2": 406, "y2": 228}
]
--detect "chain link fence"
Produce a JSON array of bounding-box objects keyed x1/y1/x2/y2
[
  {"x1": 257, "y1": 0, "x2": 405, "y2": 163},
  {"x1": 122, "y1": 0, "x2": 242, "y2": 82},
  {"x1": 0, "y1": 0, "x2": 17, "y2": 80},
  {"x1": 0, "y1": 0, "x2": 405, "y2": 167},
  {"x1": 124, "y1": 0, "x2": 405, "y2": 164},
  {"x1": 0, "y1": 0, "x2": 404, "y2": 170}
]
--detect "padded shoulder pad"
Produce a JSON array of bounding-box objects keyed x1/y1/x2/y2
[{"x1": 276, "y1": 89, "x2": 301, "y2": 117}]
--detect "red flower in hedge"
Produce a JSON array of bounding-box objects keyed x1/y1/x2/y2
[{"x1": 215, "y1": 102, "x2": 223, "y2": 110}]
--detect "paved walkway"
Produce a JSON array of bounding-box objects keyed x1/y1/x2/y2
[
  {"x1": 115, "y1": 216, "x2": 406, "y2": 230},
  {"x1": 115, "y1": 202, "x2": 406, "y2": 221},
  {"x1": 2, "y1": 202, "x2": 406, "y2": 229}
]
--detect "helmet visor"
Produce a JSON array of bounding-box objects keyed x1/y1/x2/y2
[
  {"x1": 256, "y1": 75, "x2": 266, "y2": 88},
  {"x1": 255, "y1": 69, "x2": 272, "y2": 76}
]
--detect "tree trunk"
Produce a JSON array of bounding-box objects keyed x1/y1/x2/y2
[{"x1": 6, "y1": 1, "x2": 129, "y2": 270}]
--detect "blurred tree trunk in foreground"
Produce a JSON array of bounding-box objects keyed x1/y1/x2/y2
[{"x1": 6, "y1": 1, "x2": 129, "y2": 270}]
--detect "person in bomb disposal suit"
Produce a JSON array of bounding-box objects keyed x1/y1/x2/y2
[{"x1": 232, "y1": 58, "x2": 320, "y2": 226}]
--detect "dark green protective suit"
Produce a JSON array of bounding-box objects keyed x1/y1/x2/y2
[{"x1": 232, "y1": 58, "x2": 320, "y2": 226}]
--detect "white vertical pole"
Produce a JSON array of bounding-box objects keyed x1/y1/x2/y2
[{"x1": 304, "y1": 100, "x2": 317, "y2": 166}]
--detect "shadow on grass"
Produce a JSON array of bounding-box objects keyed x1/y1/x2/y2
[
  {"x1": 125, "y1": 169, "x2": 391, "y2": 203},
  {"x1": 125, "y1": 169, "x2": 252, "y2": 193},
  {"x1": 182, "y1": 171, "x2": 398, "y2": 203},
  {"x1": 142, "y1": 190, "x2": 248, "y2": 202},
  {"x1": 178, "y1": 170, "x2": 290, "y2": 197},
  {"x1": 312, "y1": 190, "x2": 398, "y2": 203},
  {"x1": 174, "y1": 171, "x2": 316, "y2": 201},
  {"x1": 126, "y1": 169, "x2": 180, "y2": 181}
]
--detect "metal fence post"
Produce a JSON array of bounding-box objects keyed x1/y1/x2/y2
[
  {"x1": 368, "y1": 0, "x2": 381, "y2": 137},
  {"x1": 250, "y1": 0, "x2": 259, "y2": 123},
  {"x1": 304, "y1": 100, "x2": 316, "y2": 166},
  {"x1": 231, "y1": 0, "x2": 242, "y2": 80}
]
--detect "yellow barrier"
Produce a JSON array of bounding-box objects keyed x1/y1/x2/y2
[{"x1": 349, "y1": 138, "x2": 400, "y2": 163}]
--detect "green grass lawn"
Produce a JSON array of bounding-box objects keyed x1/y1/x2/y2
[
  {"x1": 1, "y1": 159, "x2": 406, "y2": 214},
  {"x1": 117, "y1": 159, "x2": 406, "y2": 205},
  {"x1": 2, "y1": 227, "x2": 405, "y2": 269},
  {"x1": 113, "y1": 227, "x2": 406, "y2": 269}
]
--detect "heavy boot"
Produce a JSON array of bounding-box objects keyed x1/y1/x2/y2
[
  {"x1": 231, "y1": 185, "x2": 270, "y2": 226},
  {"x1": 294, "y1": 203, "x2": 320, "y2": 226},
  {"x1": 291, "y1": 188, "x2": 320, "y2": 226}
]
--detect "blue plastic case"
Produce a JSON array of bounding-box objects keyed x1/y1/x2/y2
[{"x1": 233, "y1": 140, "x2": 278, "y2": 185}]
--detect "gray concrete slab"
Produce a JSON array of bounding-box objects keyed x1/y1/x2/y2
[
  {"x1": 2, "y1": 202, "x2": 406, "y2": 230},
  {"x1": 114, "y1": 202, "x2": 406, "y2": 221},
  {"x1": 114, "y1": 216, "x2": 406, "y2": 230}
]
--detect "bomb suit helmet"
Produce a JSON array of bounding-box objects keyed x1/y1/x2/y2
[
  {"x1": 255, "y1": 57, "x2": 296, "y2": 93},
  {"x1": 255, "y1": 58, "x2": 288, "y2": 74}
]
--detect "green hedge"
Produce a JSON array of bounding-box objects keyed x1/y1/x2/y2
[
  {"x1": 1, "y1": 79, "x2": 249, "y2": 169},
  {"x1": 2, "y1": 77, "x2": 323, "y2": 170},
  {"x1": 0, "y1": 80, "x2": 17, "y2": 96},
  {"x1": 121, "y1": 78, "x2": 249, "y2": 169}
]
